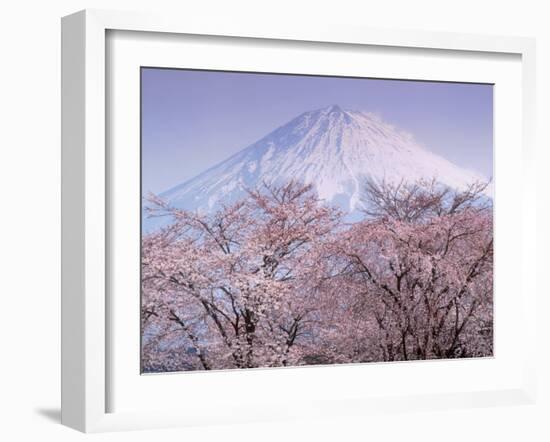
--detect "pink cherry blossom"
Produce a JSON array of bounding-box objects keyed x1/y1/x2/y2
[{"x1": 142, "y1": 179, "x2": 493, "y2": 372}]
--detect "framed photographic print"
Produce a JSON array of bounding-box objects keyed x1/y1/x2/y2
[{"x1": 61, "y1": 9, "x2": 537, "y2": 432}]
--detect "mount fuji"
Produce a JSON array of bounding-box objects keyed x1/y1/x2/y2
[{"x1": 145, "y1": 105, "x2": 489, "y2": 230}]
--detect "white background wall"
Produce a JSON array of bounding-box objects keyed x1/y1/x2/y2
[{"x1": 0, "y1": 1, "x2": 548, "y2": 440}]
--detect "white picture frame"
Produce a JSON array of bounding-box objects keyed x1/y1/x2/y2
[{"x1": 61, "y1": 9, "x2": 537, "y2": 433}]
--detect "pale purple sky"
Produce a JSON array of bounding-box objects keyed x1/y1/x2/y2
[{"x1": 142, "y1": 68, "x2": 493, "y2": 194}]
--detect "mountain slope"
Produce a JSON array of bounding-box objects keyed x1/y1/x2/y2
[{"x1": 146, "y1": 105, "x2": 488, "y2": 229}]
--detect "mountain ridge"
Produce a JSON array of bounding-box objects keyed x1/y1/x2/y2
[{"x1": 145, "y1": 105, "x2": 489, "y2": 231}]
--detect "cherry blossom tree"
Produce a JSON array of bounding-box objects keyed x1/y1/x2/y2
[
  {"x1": 141, "y1": 179, "x2": 493, "y2": 371},
  {"x1": 322, "y1": 179, "x2": 493, "y2": 362},
  {"x1": 141, "y1": 182, "x2": 341, "y2": 371}
]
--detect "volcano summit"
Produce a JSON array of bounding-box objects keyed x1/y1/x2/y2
[{"x1": 145, "y1": 105, "x2": 488, "y2": 229}]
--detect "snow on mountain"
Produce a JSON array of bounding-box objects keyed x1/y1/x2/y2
[{"x1": 145, "y1": 105, "x2": 489, "y2": 230}]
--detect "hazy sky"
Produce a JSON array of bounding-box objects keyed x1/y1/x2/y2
[{"x1": 142, "y1": 68, "x2": 493, "y2": 195}]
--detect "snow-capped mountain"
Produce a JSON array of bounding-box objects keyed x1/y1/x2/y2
[{"x1": 145, "y1": 105, "x2": 488, "y2": 230}]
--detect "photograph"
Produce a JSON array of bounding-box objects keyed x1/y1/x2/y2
[
  {"x1": 140, "y1": 68, "x2": 494, "y2": 373},
  {"x1": 0, "y1": 0, "x2": 543, "y2": 439}
]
